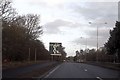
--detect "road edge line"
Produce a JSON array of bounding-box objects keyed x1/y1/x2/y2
[
  {"x1": 44, "y1": 64, "x2": 61, "y2": 78},
  {"x1": 96, "y1": 76, "x2": 103, "y2": 80}
]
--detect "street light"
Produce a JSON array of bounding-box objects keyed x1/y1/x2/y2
[
  {"x1": 80, "y1": 37, "x2": 87, "y2": 50},
  {"x1": 80, "y1": 37, "x2": 87, "y2": 61},
  {"x1": 89, "y1": 22, "x2": 107, "y2": 62}
]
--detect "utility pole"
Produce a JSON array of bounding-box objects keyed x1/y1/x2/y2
[
  {"x1": 35, "y1": 48, "x2": 37, "y2": 62},
  {"x1": 80, "y1": 37, "x2": 87, "y2": 62},
  {"x1": 85, "y1": 37, "x2": 87, "y2": 62},
  {"x1": 28, "y1": 48, "x2": 30, "y2": 62},
  {"x1": 96, "y1": 26, "x2": 98, "y2": 62},
  {"x1": 86, "y1": 38, "x2": 87, "y2": 49}
]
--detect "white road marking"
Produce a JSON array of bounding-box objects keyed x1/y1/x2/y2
[
  {"x1": 84, "y1": 69, "x2": 87, "y2": 71},
  {"x1": 96, "y1": 76, "x2": 103, "y2": 80},
  {"x1": 45, "y1": 65, "x2": 60, "y2": 78}
]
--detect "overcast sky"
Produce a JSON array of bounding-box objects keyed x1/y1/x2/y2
[{"x1": 12, "y1": 0, "x2": 119, "y2": 57}]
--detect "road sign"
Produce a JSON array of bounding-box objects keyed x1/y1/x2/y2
[{"x1": 49, "y1": 42, "x2": 62, "y2": 56}]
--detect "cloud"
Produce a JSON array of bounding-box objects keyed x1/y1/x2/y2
[
  {"x1": 72, "y1": 36, "x2": 108, "y2": 48},
  {"x1": 28, "y1": 0, "x2": 68, "y2": 6},
  {"x1": 87, "y1": 27, "x2": 110, "y2": 38},
  {"x1": 67, "y1": 2, "x2": 118, "y2": 29},
  {"x1": 72, "y1": 26, "x2": 110, "y2": 48},
  {"x1": 70, "y1": 2, "x2": 118, "y2": 48},
  {"x1": 73, "y1": 2, "x2": 118, "y2": 20},
  {"x1": 43, "y1": 19, "x2": 71, "y2": 34},
  {"x1": 43, "y1": 19, "x2": 83, "y2": 34}
]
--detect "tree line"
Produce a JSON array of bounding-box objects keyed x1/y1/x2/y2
[
  {"x1": 74, "y1": 48, "x2": 114, "y2": 62},
  {"x1": 74, "y1": 21, "x2": 120, "y2": 63},
  {"x1": 1, "y1": 0, "x2": 51, "y2": 62},
  {"x1": 105, "y1": 21, "x2": 120, "y2": 62}
]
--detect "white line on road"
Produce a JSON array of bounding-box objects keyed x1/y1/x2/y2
[
  {"x1": 45, "y1": 65, "x2": 60, "y2": 78},
  {"x1": 84, "y1": 69, "x2": 87, "y2": 71},
  {"x1": 96, "y1": 76, "x2": 103, "y2": 80}
]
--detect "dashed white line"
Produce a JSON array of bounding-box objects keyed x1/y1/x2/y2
[
  {"x1": 84, "y1": 69, "x2": 87, "y2": 71},
  {"x1": 44, "y1": 65, "x2": 60, "y2": 78},
  {"x1": 96, "y1": 76, "x2": 103, "y2": 80}
]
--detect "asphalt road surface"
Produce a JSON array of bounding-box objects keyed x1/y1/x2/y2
[{"x1": 44, "y1": 62, "x2": 120, "y2": 79}]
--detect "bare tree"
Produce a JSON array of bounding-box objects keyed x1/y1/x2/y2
[
  {"x1": 0, "y1": 0, "x2": 16, "y2": 22},
  {"x1": 13, "y1": 14, "x2": 43, "y2": 40}
]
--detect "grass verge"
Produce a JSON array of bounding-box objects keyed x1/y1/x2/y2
[
  {"x1": 85, "y1": 61, "x2": 120, "y2": 71},
  {"x1": 17, "y1": 62, "x2": 60, "y2": 78},
  {"x1": 2, "y1": 60, "x2": 50, "y2": 70}
]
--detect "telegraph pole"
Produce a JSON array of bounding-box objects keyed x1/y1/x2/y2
[
  {"x1": 85, "y1": 37, "x2": 87, "y2": 61},
  {"x1": 80, "y1": 37, "x2": 87, "y2": 62},
  {"x1": 96, "y1": 26, "x2": 98, "y2": 62},
  {"x1": 35, "y1": 48, "x2": 37, "y2": 62},
  {"x1": 28, "y1": 48, "x2": 30, "y2": 62}
]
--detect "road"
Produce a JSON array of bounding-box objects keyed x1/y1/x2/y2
[
  {"x1": 3, "y1": 61, "x2": 57, "y2": 78},
  {"x1": 44, "y1": 62, "x2": 120, "y2": 79}
]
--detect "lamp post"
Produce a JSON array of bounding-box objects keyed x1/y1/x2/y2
[
  {"x1": 96, "y1": 25, "x2": 98, "y2": 62},
  {"x1": 89, "y1": 22, "x2": 107, "y2": 62},
  {"x1": 80, "y1": 37, "x2": 87, "y2": 50},
  {"x1": 80, "y1": 37, "x2": 87, "y2": 61}
]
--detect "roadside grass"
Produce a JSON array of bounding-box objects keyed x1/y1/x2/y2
[
  {"x1": 2, "y1": 60, "x2": 50, "y2": 70},
  {"x1": 85, "y1": 61, "x2": 120, "y2": 71},
  {"x1": 18, "y1": 63, "x2": 60, "y2": 78}
]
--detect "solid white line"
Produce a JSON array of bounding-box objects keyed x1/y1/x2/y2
[
  {"x1": 96, "y1": 76, "x2": 103, "y2": 80},
  {"x1": 44, "y1": 65, "x2": 60, "y2": 78}
]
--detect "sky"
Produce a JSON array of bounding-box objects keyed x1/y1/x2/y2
[{"x1": 12, "y1": 0, "x2": 119, "y2": 57}]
